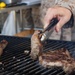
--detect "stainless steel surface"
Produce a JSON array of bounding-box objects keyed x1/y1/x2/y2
[
  {"x1": 41, "y1": 33, "x2": 46, "y2": 42},
  {"x1": 0, "y1": 5, "x2": 39, "y2": 13},
  {"x1": 20, "y1": 9, "x2": 23, "y2": 31},
  {"x1": 0, "y1": 0, "x2": 20, "y2": 4},
  {"x1": 0, "y1": 5, "x2": 40, "y2": 32},
  {"x1": 41, "y1": 29, "x2": 54, "y2": 42},
  {"x1": 20, "y1": 0, "x2": 41, "y2": 5}
]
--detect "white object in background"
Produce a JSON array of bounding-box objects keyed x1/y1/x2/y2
[
  {"x1": 20, "y1": 0, "x2": 41, "y2": 5},
  {"x1": 1, "y1": 11, "x2": 20, "y2": 36}
]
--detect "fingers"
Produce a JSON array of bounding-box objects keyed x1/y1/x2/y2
[
  {"x1": 55, "y1": 18, "x2": 69, "y2": 32},
  {"x1": 43, "y1": 6, "x2": 72, "y2": 32}
]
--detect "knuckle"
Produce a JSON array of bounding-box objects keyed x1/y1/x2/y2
[
  {"x1": 49, "y1": 7, "x2": 57, "y2": 12},
  {"x1": 47, "y1": 8, "x2": 53, "y2": 12}
]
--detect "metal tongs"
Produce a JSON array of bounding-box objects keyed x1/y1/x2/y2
[
  {"x1": 40, "y1": 14, "x2": 74, "y2": 43},
  {"x1": 40, "y1": 18, "x2": 58, "y2": 43}
]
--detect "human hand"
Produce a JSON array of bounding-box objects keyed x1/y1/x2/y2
[{"x1": 44, "y1": 6, "x2": 72, "y2": 32}]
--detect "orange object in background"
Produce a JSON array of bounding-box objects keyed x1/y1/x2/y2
[{"x1": 14, "y1": 29, "x2": 35, "y2": 37}]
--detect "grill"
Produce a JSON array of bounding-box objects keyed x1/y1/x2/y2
[{"x1": 0, "y1": 35, "x2": 75, "y2": 75}]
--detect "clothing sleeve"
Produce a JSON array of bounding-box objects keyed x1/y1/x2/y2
[
  {"x1": 55, "y1": 0, "x2": 75, "y2": 15},
  {"x1": 55, "y1": 0, "x2": 75, "y2": 41}
]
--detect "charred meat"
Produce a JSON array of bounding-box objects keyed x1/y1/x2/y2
[
  {"x1": 30, "y1": 30, "x2": 43, "y2": 60},
  {"x1": 30, "y1": 30, "x2": 75, "y2": 74},
  {"x1": 39, "y1": 48, "x2": 75, "y2": 74},
  {"x1": 0, "y1": 40, "x2": 8, "y2": 56}
]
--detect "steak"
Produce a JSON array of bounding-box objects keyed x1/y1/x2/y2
[
  {"x1": 30, "y1": 30, "x2": 75, "y2": 74},
  {"x1": 39, "y1": 48, "x2": 75, "y2": 74},
  {"x1": 30, "y1": 30, "x2": 43, "y2": 60},
  {"x1": 0, "y1": 40, "x2": 8, "y2": 56}
]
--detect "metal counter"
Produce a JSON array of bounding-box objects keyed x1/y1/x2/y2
[{"x1": 0, "y1": 4, "x2": 40, "y2": 32}]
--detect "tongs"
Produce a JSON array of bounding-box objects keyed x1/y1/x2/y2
[
  {"x1": 40, "y1": 14, "x2": 74, "y2": 43},
  {"x1": 40, "y1": 18, "x2": 58, "y2": 43}
]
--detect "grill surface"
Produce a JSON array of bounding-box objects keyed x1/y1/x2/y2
[{"x1": 0, "y1": 35, "x2": 75, "y2": 75}]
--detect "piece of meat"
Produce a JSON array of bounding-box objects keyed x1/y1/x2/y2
[
  {"x1": 39, "y1": 48, "x2": 75, "y2": 74},
  {"x1": 0, "y1": 40, "x2": 8, "y2": 56},
  {"x1": 30, "y1": 30, "x2": 75, "y2": 74},
  {"x1": 30, "y1": 30, "x2": 43, "y2": 60}
]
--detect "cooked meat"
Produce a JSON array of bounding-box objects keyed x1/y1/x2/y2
[
  {"x1": 30, "y1": 30, "x2": 43, "y2": 60},
  {"x1": 0, "y1": 40, "x2": 8, "y2": 56},
  {"x1": 30, "y1": 30, "x2": 75, "y2": 74},
  {"x1": 39, "y1": 48, "x2": 75, "y2": 74}
]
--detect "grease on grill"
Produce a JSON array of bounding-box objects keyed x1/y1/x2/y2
[
  {"x1": 13, "y1": 56, "x2": 16, "y2": 59},
  {"x1": 0, "y1": 62, "x2": 2, "y2": 65},
  {"x1": 0, "y1": 40, "x2": 8, "y2": 56},
  {"x1": 24, "y1": 50, "x2": 30, "y2": 55}
]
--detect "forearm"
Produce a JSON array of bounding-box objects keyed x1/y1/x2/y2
[{"x1": 55, "y1": 0, "x2": 75, "y2": 15}]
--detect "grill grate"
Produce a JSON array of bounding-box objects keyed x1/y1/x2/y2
[{"x1": 0, "y1": 35, "x2": 75, "y2": 75}]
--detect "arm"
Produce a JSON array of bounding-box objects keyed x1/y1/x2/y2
[
  {"x1": 55, "y1": 0, "x2": 75, "y2": 15},
  {"x1": 43, "y1": 0, "x2": 75, "y2": 32}
]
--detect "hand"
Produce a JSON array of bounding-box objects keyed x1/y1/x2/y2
[{"x1": 44, "y1": 6, "x2": 72, "y2": 32}]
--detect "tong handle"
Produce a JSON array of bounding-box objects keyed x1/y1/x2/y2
[
  {"x1": 43, "y1": 14, "x2": 74, "y2": 33},
  {"x1": 43, "y1": 18, "x2": 58, "y2": 33}
]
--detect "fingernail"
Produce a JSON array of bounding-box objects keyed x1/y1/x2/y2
[
  {"x1": 56, "y1": 26, "x2": 60, "y2": 32},
  {"x1": 57, "y1": 28, "x2": 60, "y2": 32},
  {"x1": 55, "y1": 27, "x2": 58, "y2": 32},
  {"x1": 55, "y1": 28, "x2": 59, "y2": 32}
]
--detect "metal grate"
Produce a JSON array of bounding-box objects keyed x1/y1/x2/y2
[{"x1": 0, "y1": 35, "x2": 75, "y2": 75}]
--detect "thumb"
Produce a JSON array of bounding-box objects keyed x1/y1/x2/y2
[
  {"x1": 43, "y1": 17, "x2": 53, "y2": 29},
  {"x1": 43, "y1": 13, "x2": 54, "y2": 29},
  {"x1": 44, "y1": 22, "x2": 50, "y2": 29}
]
